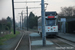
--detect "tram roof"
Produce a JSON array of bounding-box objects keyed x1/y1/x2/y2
[{"x1": 45, "y1": 11, "x2": 57, "y2": 16}]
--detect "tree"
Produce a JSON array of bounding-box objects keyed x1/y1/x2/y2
[
  {"x1": 0, "y1": 19, "x2": 7, "y2": 31},
  {"x1": 24, "y1": 16, "x2": 27, "y2": 28},
  {"x1": 59, "y1": 6, "x2": 75, "y2": 16},
  {"x1": 28, "y1": 12, "x2": 38, "y2": 29},
  {"x1": 0, "y1": 17, "x2": 12, "y2": 32},
  {"x1": 6, "y1": 22, "x2": 11, "y2": 30},
  {"x1": 6, "y1": 16, "x2": 12, "y2": 30},
  {"x1": 72, "y1": 6, "x2": 75, "y2": 16}
]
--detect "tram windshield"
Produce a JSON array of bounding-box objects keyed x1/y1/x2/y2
[{"x1": 46, "y1": 19, "x2": 56, "y2": 26}]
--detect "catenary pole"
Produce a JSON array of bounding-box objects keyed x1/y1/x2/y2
[
  {"x1": 20, "y1": 16, "x2": 21, "y2": 30},
  {"x1": 26, "y1": 6, "x2": 28, "y2": 31},
  {"x1": 21, "y1": 11, "x2": 23, "y2": 30},
  {"x1": 18, "y1": 7, "x2": 40, "y2": 31},
  {"x1": 41, "y1": 0, "x2": 46, "y2": 46},
  {"x1": 12, "y1": 0, "x2": 16, "y2": 34}
]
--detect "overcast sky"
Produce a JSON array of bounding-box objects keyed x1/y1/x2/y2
[{"x1": 0, "y1": 0, "x2": 75, "y2": 22}]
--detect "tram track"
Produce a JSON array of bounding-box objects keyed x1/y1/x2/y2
[
  {"x1": 57, "y1": 38, "x2": 75, "y2": 47},
  {"x1": 14, "y1": 33, "x2": 24, "y2": 50},
  {"x1": 14, "y1": 31, "x2": 29, "y2": 50},
  {"x1": 47, "y1": 37, "x2": 75, "y2": 50}
]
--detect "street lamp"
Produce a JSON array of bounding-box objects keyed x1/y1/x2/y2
[
  {"x1": 40, "y1": 3, "x2": 48, "y2": 11},
  {"x1": 45, "y1": 3, "x2": 48, "y2": 11}
]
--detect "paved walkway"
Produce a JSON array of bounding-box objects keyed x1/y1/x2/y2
[
  {"x1": 30, "y1": 33, "x2": 53, "y2": 46},
  {"x1": 30, "y1": 33, "x2": 58, "y2": 50},
  {"x1": 58, "y1": 33, "x2": 75, "y2": 42}
]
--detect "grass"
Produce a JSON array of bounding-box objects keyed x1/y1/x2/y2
[{"x1": 0, "y1": 30, "x2": 20, "y2": 45}]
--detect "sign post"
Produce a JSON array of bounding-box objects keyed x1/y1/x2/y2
[
  {"x1": 26, "y1": 6, "x2": 28, "y2": 31},
  {"x1": 21, "y1": 11, "x2": 23, "y2": 30}
]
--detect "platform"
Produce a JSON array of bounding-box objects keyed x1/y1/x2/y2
[
  {"x1": 31, "y1": 40, "x2": 53, "y2": 46},
  {"x1": 30, "y1": 33, "x2": 53, "y2": 46}
]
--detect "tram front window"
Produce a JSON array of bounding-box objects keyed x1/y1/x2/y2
[{"x1": 46, "y1": 19, "x2": 55, "y2": 26}]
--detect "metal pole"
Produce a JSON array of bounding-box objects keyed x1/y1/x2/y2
[
  {"x1": 20, "y1": 16, "x2": 21, "y2": 30},
  {"x1": 64, "y1": 22, "x2": 66, "y2": 33},
  {"x1": 12, "y1": 0, "x2": 16, "y2": 34},
  {"x1": 21, "y1": 11, "x2": 23, "y2": 30},
  {"x1": 41, "y1": 0, "x2": 46, "y2": 46},
  {"x1": 26, "y1": 6, "x2": 28, "y2": 31}
]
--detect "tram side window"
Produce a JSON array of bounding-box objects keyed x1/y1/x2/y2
[
  {"x1": 38, "y1": 19, "x2": 42, "y2": 26},
  {"x1": 46, "y1": 19, "x2": 55, "y2": 26}
]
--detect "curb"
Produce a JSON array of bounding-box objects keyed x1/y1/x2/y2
[{"x1": 29, "y1": 36, "x2": 31, "y2": 50}]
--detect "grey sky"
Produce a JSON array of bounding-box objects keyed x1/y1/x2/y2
[{"x1": 0, "y1": 0, "x2": 75, "y2": 22}]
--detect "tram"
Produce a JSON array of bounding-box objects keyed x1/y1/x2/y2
[{"x1": 38, "y1": 11, "x2": 58, "y2": 36}]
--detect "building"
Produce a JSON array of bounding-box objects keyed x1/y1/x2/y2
[{"x1": 58, "y1": 16, "x2": 75, "y2": 33}]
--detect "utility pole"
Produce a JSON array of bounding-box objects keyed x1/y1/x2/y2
[
  {"x1": 41, "y1": 0, "x2": 46, "y2": 46},
  {"x1": 19, "y1": 12, "x2": 26, "y2": 30},
  {"x1": 18, "y1": 7, "x2": 40, "y2": 31},
  {"x1": 26, "y1": 6, "x2": 28, "y2": 31},
  {"x1": 12, "y1": 0, "x2": 16, "y2": 34},
  {"x1": 21, "y1": 11, "x2": 23, "y2": 30},
  {"x1": 12, "y1": 1, "x2": 41, "y2": 33},
  {"x1": 20, "y1": 16, "x2": 21, "y2": 30},
  {"x1": 14, "y1": 1, "x2": 41, "y2": 31}
]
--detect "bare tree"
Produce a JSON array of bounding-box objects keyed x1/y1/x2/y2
[
  {"x1": 72, "y1": 6, "x2": 75, "y2": 16},
  {"x1": 59, "y1": 6, "x2": 75, "y2": 16}
]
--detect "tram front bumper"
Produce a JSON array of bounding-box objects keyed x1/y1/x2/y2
[{"x1": 46, "y1": 32, "x2": 58, "y2": 36}]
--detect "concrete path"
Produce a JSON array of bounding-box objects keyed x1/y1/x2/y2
[{"x1": 30, "y1": 33, "x2": 53, "y2": 46}]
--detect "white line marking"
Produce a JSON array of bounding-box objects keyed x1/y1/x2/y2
[{"x1": 14, "y1": 33, "x2": 24, "y2": 50}]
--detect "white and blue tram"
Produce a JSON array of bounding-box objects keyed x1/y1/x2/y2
[{"x1": 38, "y1": 11, "x2": 58, "y2": 36}]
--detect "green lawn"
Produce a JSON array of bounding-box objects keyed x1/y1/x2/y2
[{"x1": 0, "y1": 30, "x2": 20, "y2": 45}]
